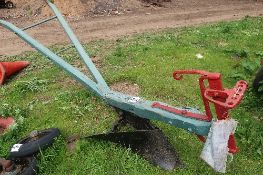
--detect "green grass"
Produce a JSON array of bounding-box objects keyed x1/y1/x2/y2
[{"x1": 1, "y1": 16, "x2": 263, "y2": 174}]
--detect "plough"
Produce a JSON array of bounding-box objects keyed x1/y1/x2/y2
[{"x1": 0, "y1": 0, "x2": 248, "y2": 172}]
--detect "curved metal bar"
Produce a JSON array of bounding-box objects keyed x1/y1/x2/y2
[{"x1": 0, "y1": 20, "x2": 103, "y2": 97}]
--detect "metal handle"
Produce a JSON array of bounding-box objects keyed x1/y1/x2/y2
[{"x1": 173, "y1": 70, "x2": 220, "y2": 80}]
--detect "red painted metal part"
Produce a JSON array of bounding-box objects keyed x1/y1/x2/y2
[
  {"x1": 152, "y1": 102, "x2": 211, "y2": 121},
  {"x1": 0, "y1": 63, "x2": 6, "y2": 85},
  {"x1": 170, "y1": 70, "x2": 247, "y2": 154},
  {"x1": 0, "y1": 117, "x2": 15, "y2": 129},
  {"x1": 0, "y1": 61, "x2": 30, "y2": 85},
  {"x1": 172, "y1": 70, "x2": 248, "y2": 153},
  {"x1": 204, "y1": 80, "x2": 248, "y2": 110}
]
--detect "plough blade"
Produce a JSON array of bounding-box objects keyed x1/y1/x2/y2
[
  {"x1": 67, "y1": 113, "x2": 183, "y2": 170},
  {"x1": 85, "y1": 112, "x2": 183, "y2": 170},
  {"x1": 88, "y1": 129, "x2": 183, "y2": 170}
]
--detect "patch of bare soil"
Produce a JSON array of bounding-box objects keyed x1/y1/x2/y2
[
  {"x1": 0, "y1": 0, "x2": 46, "y2": 19},
  {"x1": 66, "y1": 135, "x2": 80, "y2": 153},
  {"x1": 0, "y1": 0, "x2": 223, "y2": 19},
  {"x1": 110, "y1": 82, "x2": 140, "y2": 96},
  {"x1": 0, "y1": 0, "x2": 148, "y2": 19},
  {"x1": 89, "y1": 0, "x2": 139, "y2": 16},
  {"x1": 42, "y1": 0, "x2": 88, "y2": 17},
  {"x1": 1, "y1": 0, "x2": 263, "y2": 55},
  {"x1": 141, "y1": 0, "x2": 172, "y2": 7}
]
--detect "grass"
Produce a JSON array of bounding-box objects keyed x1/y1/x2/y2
[{"x1": 1, "y1": 16, "x2": 263, "y2": 174}]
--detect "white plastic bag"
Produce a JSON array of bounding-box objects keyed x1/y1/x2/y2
[{"x1": 200, "y1": 119, "x2": 237, "y2": 173}]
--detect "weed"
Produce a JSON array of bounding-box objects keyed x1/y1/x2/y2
[
  {"x1": 224, "y1": 49, "x2": 249, "y2": 59},
  {"x1": 242, "y1": 59, "x2": 259, "y2": 74},
  {"x1": 0, "y1": 103, "x2": 28, "y2": 157},
  {"x1": 236, "y1": 118, "x2": 263, "y2": 157},
  {"x1": 255, "y1": 51, "x2": 263, "y2": 58},
  {"x1": 231, "y1": 58, "x2": 261, "y2": 80},
  {"x1": 221, "y1": 25, "x2": 232, "y2": 34},
  {"x1": 14, "y1": 77, "x2": 49, "y2": 93},
  {"x1": 0, "y1": 103, "x2": 27, "y2": 121}
]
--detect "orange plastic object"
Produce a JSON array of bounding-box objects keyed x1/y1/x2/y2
[
  {"x1": 0, "y1": 117, "x2": 15, "y2": 129},
  {"x1": 0, "y1": 61, "x2": 30, "y2": 85}
]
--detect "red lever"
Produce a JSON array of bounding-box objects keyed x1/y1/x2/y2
[{"x1": 173, "y1": 70, "x2": 220, "y2": 80}]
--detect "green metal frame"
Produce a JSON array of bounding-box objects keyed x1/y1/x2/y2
[{"x1": 0, "y1": 0, "x2": 211, "y2": 136}]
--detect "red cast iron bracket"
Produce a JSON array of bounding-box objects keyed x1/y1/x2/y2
[
  {"x1": 153, "y1": 70, "x2": 248, "y2": 153},
  {"x1": 204, "y1": 80, "x2": 248, "y2": 110},
  {"x1": 174, "y1": 70, "x2": 247, "y2": 153}
]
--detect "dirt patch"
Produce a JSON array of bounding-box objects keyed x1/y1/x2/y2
[
  {"x1": 141, "y1": 0, "x2": 171, "y2": 7},
  {"x1": 110, "y1": 81, "x2": 140, "y2": 96},
  {"x1": 0, "y1": 0, "x2": 185, "y2": 19},
  {"x1": 1, "y1": 1, "x2": 263, "y2": 55},
  {"x1": 66, "y1": 135, "x2": 80, "y2": 153},
  {"x1": 0, "y1": 0, "x2": 46, "y2": 19},
  {"x1": 90, "y1": 0, "x2": 138, "y2": 16},
  {"x1": 0, "y1": 0, "x2": 90, "y2": 19},
  {"x1": 42, "y1": 0, "x2": 88, "y2": 17},
  {"x1": 91, "y1": 56, "x2": 103, "y2": 68},
  {"x1": 1, "y1": 0, "x2": 263, "y2": 19},
  {"x1": 0, "y1": 0, "x2": 145, "y2": 19}
]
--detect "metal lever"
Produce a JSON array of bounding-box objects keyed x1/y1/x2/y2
[
  {"x1": 173, "y1": 69, "x2": 222, "y2": 121},
  {"x1": 173, "y1": 70, "x2": 220, "y2": 80}
]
